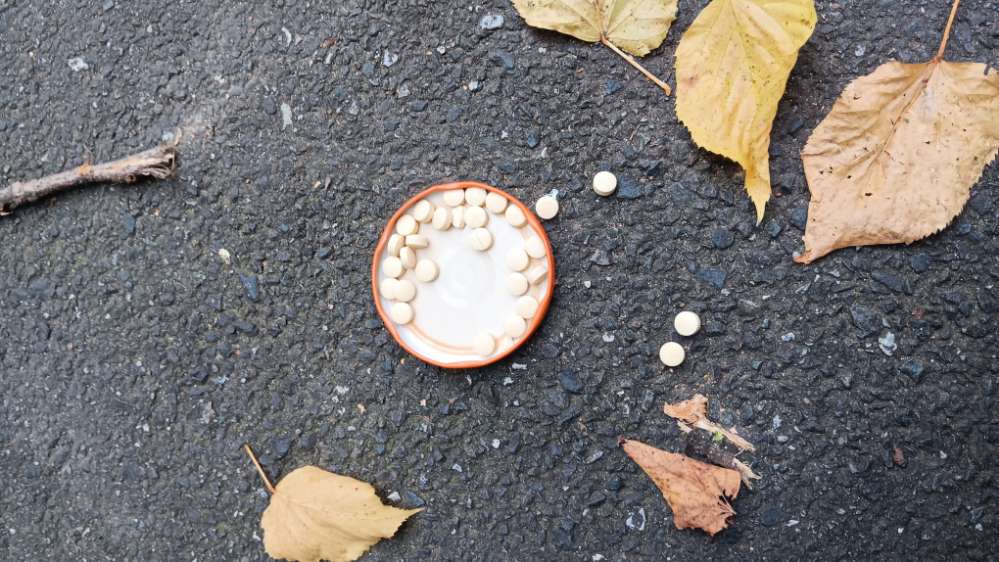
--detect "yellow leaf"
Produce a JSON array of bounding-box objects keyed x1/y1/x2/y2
[
  {"x1": 259, "y1": 466, "x2": 421, "y2": 562},
  {"x1": 797, "y1": 61, "x2": 999, "y2": 263},
  {"x1": 511, "y1": 0, "x2": 677, "y2": 93},
  {"x1": 675, "y1": 0, "x2": 816, "y2": 222}
]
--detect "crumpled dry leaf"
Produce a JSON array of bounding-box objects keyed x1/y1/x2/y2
[
  {"x1": 260, "y1": 466, "x2": 421, "y2": 562},
  {"x1": 621, "y1": 438, "x2": 740, "y2": 535},
  {"x1": 511, "y1": 0, "x2": 677, "y2": 93},
  {"x1": 675, "y1": 0, "x2": 817, "y2": 222},
  {"x1": 796, "y1": 51, "x2": 999, "y2": 262},
  {"x1": 665, "y1": 394, "x2": 755, "y2": 453}
]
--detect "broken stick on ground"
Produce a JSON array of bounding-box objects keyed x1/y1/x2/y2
[{"x1": 0, "y1": 144, "x2": 177, "y2": 215}]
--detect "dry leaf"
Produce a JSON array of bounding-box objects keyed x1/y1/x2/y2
[
  {"x1": 796, "y1": 2, "x2": 999, "y2": 263},
  {"x1": 245, "y1": 446, "x2": 420, "y2": 562},
  {"x1": 664, "y1": 394, "x2": 755, "y2": 453},
  {"x1": 621, "y1": 438, "x2": 740, "y2": 535},
  {"x1": 511, "y1": 0, "x2": 677, "y2": 94},
  {"x1": 675, "y1": 0, "x2": 817, "y2": 222}
]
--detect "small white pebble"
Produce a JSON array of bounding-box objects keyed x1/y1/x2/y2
[
  {"x1": 593, "y1": 171, "x2": 617, "y2": 196},
  {"x1": 535, "y1": 195, "x2": 559, "y2": 220},
  {"x1": 524, "y1": 236, "x2": 546, "y2": 259},
  {"x1": 472, "y1": 333, "x2": 495, "y2": 356},
  {"x1": 395, "y1": 215, "x2": 418, "y2": 235},
  {"x1": 443, "y1": 189, "x2": 465, "y2": 207},
  {"x1": 659, "y1": 342, "x2": 685, "y2": 367},
  {"x1": 400, "y1": 246, "x2": 417, "y2": 269},
  {"x1": 674, "y1": 311, "x2": 701, "y2": 336},
  {"x1": 415, "y1": 259, "x2": 439, "y2": 282},
  {"x1": 465, "y1": 187, "x2": 487, "y2": 206},
  {"x1": 387, "y1": 234, "x2": 404, "y2": 256},
  {"x1": 379, "y1": 278, "x2": 399, "y2": 300},
  {"x1": 507, "y1": 273, "x2": 529, "y2": 296},
  {"x1": 217, "y1": 248, "x2": 232, "y2": 265},
  {"x1": 405, "y1": 234, "x2": 429, "y2": 249},
  {"x1": 432, "y1": 207, "x2": 452, "y2": 230},
  {"x1": 504, "y1": 315, "x2": 527, "y2": 338},
  {"x1": 393, "y1": 279, "x2": 416, "y2": 302},
  {"x1": 525, "y1": 264, "x2": 547, "y2": 285},
  {"x1": 412, "y1": 199, "x2": 434, "y2": 223},
  {"x1": 464, "y1": 206, "x2": 488, "y2": 228},
  {"x1": 468, "y1": 228, "x2": 493, "y2": 251},
  {"x1": 516, "y1": 295, "x2": 539, "y2": 319},
  {"x1": 485, "y1": 192, "x2": 508, "y2": 214},
  {"x1": 383, "y1": 257, "x2": 404, "y2": 278},
  {"x1": 506, "y1": 248, "x2": 530, "y2": 271},
  {"x1": 491, "y1": 438, "x2": 501, "y2": 449},
  {"x1": 390, "y1": 302, "x2": 414, "y2": 324},
  {"x1": 451, "y1": 206, "x2": 465, "y2": 228},
  {"x1": 505, "y1": 205, "x2": 527, "y2": 227}
]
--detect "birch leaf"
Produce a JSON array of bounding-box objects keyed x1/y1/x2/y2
[
  {"x1": 675, "y1": 0, "x2": 817, "y2": 222},
  {"x1": 797, "y1": 34, "x2": 999, "y2": 262},
  {"x1": 511, "y1": 0, "x2": 677, "y2": 93},
  {"x1": 621, "y1": 438, "x2": 741, "y2": 535}
]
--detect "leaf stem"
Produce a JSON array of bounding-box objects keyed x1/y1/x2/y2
[
  {"x1": 600, "y1": 38, "x2": 672, "y2": 96},
  {"x1": 935, "y1": 0, "x2": 961, "y2": 61},
  {"x1": 244, "y1": 443, "x2": 276, "y2": 494}
]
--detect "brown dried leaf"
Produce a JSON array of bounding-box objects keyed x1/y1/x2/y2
[
  {"x1": 796, "y1": 3, "x2": 999, "y2": 263},
  {"x1": 664, "y1": 394, "x2": 755, "y2": 453},
  {"x1": 621, "y1": 439, "x2": 740, "y2": 535}
]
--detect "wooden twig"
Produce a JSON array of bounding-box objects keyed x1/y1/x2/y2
[
  {"x1": 243, "y1": 443, "x2": 276, "y2": 494},
  {"x1": 601, "y1": 37, "x2": 672, "y2": 96},
  {"x1": 0, "y1": 144, "x2": 176, "y2": 214}
]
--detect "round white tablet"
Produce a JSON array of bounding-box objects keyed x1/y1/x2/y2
[
  {"x1": 465, "y1": 206, "x2": 488, "y2": 228},
  {"x1": 443, "y1": 189, "x2": 465, "y2": 207},
  {"x1": 505, "y1": 205, "x2": 527, "y2": 227},
  {"x1": 535, "y1": 195, "x2": 559, "y2": 220},
  {"x1": 412, "y1": 199, "x2": 435, "y2": 223},
  {"x1": 451, "y1": 206, "x2": 465, "y2": 228},
  {"x1": 659, "y1": 342, "x2": 685, "y2": 367},
  {"x1": 674, "y1": 311, "x2": 701, "y2": 336},
  {"x1": 380, "y1": 278, "x2": 399, "y2": 300},
  {"x1": 524, "y1": 236, "x2": 546, "y2": 259},
  {"x1": 390, "y1": 302, "x2": 414, "y2": 324},
  {"x1": 507, "y1": 273, "x2": 529, "y2": 296},
  {"x1": 396, "y1": 214, "x2": 419, "y2": 235},
  {"x1": 468, "y1": 228, "x2": 493, "y2": 251},
  {"x1": 415, "y1": 259, "x2": 439, "y2": 282},
  {"x1": 400, "y1": 246, "x2": 417, "y2": 269},
  {"x1": 472, "y1": 333, "x2": 495, "y2": 356},
  {"x1": 485, "y1": 192, "x2": 508, "y2": 214},
  {"x1": 394, "y1": 279, "x2": 416, "y2": 302},
  {"x1": 526, "y1": 264, "x2": 547, "y2": 285},
  {"x1": 405, "y1": 234, "x2": 429, "y2": 249},
  {"x1": 383, "y1": 257, "x2": 404, "y2": 278},
  {"x1": 504, "y1": 315, "x2": 527, "y2": 338},
  {"x1": 432, "y1": 207, "x2": 452, "y2": 230},
  {"x1": 465, "y1": 187, "x2": 487, "y2": 206},
  {"x1": 387, "y1": 234, "x2": 404, "y2": 257},
  {"x1": 506, "y1": 248, "x2": 530, "y2": 271},
  {"x1": 593, "y1": 171, "x2": 617, "y2": 196},
  {"x1": 516, "y1": 295, "x2": 539, "y2": 319}
]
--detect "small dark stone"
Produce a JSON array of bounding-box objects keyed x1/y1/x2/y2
[
  {"x1": 697, "y1": 267, "x2": 727, "y2": 289},
  {"x1": 899, "y1": 360, "x2": 925, "y2": 382},
  {"x1": 121, "y1": 214, "x2": 137, "y2": 237},
  {"x1": 790, "y1": 207, "x2": 808, "y2": 230},
  {"x1": 605, "y1": 476, "x2": 623, "y2": 492},
  {"x1": 526, "y1": 131, "x2": 539, "y2": 148},
  {"x1": 711, "y1": 229, "x2": 734, "y2": 250},
  {"x1": 403, "y1": 491, "x2": 426, "y2": 508},
  {"x1": 493, "y1": 51, "x2": 514, "y2": 71},
  {"x1": 760, "y1": 507, "x2": 783, "y2": 527},
  {"x1": 559, "y1": 369, "x2": 583, "y2": 393},
  {"x1": 704, "y1": 321, "x2": 724, "y2": 336},
  {"x1": 850, "y1": 304, "x2": 879, "y2": 338},
  {"x1": 315, "y1": 247, "x2": 332, "y2": 260},
  {"x1": 408, "y1": 100, "x2": 428, "y2": 112},
  {"x1": 240, "y1": 274, "x2": 260, "y2": 302},
  {"x1": 910, "y1": 253, "x2": 930, "y2": 273},
  {"x1": 272, "y1": 437, "x2": 292, "y2": 460},
  {"x1": 590, "y1": 249, "x2": 611, "y2": 266},
  {"x1": 585, "y1": 492, "x2": 606, "y2": 507},
  {"x1": 605, "y1": 80, "x2": 622, "y2": 95},
  {"x1": 615, "y1": 177, "x2": 642, "y2": 199},
  {"x1": 189, "y1": 368, "x2": 209, "y2": 384},
  {"x1": 872, "y1": 271, "x2": 911, "y2": 294},
  {"x1": 541, "y1": 342, "x2": 560, "y2": 359},
  {"x1": 299, "y1": 434, "x2": 316, "y2": 451},
  {"x1": 551, "y1": 517, "x2": 575, "y2": 550},
  {"x1": 765, "y1": 220, "x2": 782, "y2": 238}
]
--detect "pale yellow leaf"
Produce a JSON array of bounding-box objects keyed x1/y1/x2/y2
[
  {"x1": 511, "y1": 0, "x2": 677, "y2": 57},
  {"x1": 797, "y1": 60, "x2": 999, "y2": 263},
  {"x1": 675, "y1": 0, "x2": 816, "y2": 222},
  {"x1": 260, "y1": 466, "x2": 421, "y2": 562}
]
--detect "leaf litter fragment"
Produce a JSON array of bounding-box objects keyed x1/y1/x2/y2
[
  {"x1": 796, "y1": 0, "x2": 999, "y2": 263},
  {"x1": 621, "y1": 438, "x2": 740, "y2": 536},
  {"x1": 675, "y1": 0, "x2": 817, "y2": 222},
  {"x1": 665, "y1": 394, "x2": 760, "y2": 487},
  {"x1": 511, "y1": 0, "x2": 677, "y2": 94},
  {"x1": 244, "y1": 444, "x2": 420, "y2": 562}
]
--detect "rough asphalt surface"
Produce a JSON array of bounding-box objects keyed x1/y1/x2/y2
[{"x1": 1, "y1": 1, "x2": 998, "y2": 560}]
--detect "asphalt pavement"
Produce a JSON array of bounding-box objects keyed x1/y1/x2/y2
[{"x1": 1, "y1": 0, "x2": 997, "y2": 560}]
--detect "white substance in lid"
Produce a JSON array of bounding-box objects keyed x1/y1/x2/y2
[
  {"x1": 472, "y1": 333, "x2": 495, "y2": 356},
  {"x1": 400, "y1": 246, "x2": 417, "y2": 269},
  {"x1": 405, "y1": 234, "x2": 429, "y2": 249},
  {"x1": 451, "y1": 206, "x2": 465, "y2": 228},
  {"x1": 515, "y1": 295, "x2": 539, "y2": 318},
  {"x1": 507, "y1": 273, "x2": 529, "y2": 296},
  {"x1": 415, "y1": 259, "x2": 439, "y2": 282},
  {"x1": 396, "y1": 215, "x2": 419, "y2": 235},
  {"x1": 387, "y1": 234, "x2": 404, "y2": 256},
  {"x1": 485, "y1": 192, "x2": 508, "y2": 214},
  {"x1": 432, "y1": 207, "x2": 452, "y2": 230},
  {"x1": 524, "y1": 236, "x2": 546, "y2": 258},
  {"x1": 412, "y1": 199, "x2": 435, "y2": 223},
  {"x1": 465, "y1": 187, "x2": 487, "y2": 206},
  {"x1": 505, "y1": 205, "x2": 526, "y2": 227},
  {"x1": 443, "y1": 189, "x2": 465, "y2": 207},
  {"x1": 390, "y1": 302, "x2": 414, "y2": 324},
  {"x1": 465, "y1": 206, "x2": 488, "y2": 228},
  {"x1": 468, "y1": 228, "x2": 493, "y2": 251},
  {"x1": 394, "y1": 279, "x2": 416, "y2": 302},
  {"x1": 504, "y1": 315, "x2": 527, "y2": 338},
  {"x1": 383, "y1": 257, "x2": 404, "y2": 278},
  {"x1": 506, "y1": 248, "x2": 529, "y2": 271}
]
